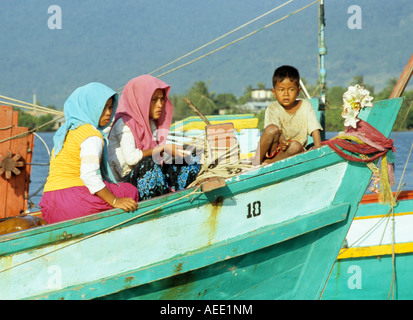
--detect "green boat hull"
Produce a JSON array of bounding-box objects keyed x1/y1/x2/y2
[
  {"x1": 0, "y1": 98, "x2": 402, "y2": 300},
  {"x1": 323, "y1": 253, "x2": 413, "y2": 300},
  {"x1": 323, "y1": 192, "x2": 413, "y2": 300}
]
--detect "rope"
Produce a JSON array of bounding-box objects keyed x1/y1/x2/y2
[
  {"x1": 147, "y1": 0, "x2": 296, "y2": 76},
  {"x1": 0, "y1": 96, "x2": 64, "y2": 116},
  {"x1": 0, "y1": 124, "x2": 14, "y2": 130},
  {"x1": 0, "y1": 116, "x2": 64, "y2": 145},
  {"x1": 391, "y1": 98, "x2": 413, "y2": 194},
  {"x1": 116, "y1": 0, "x2": 297, "y2": 92},
  {"x1": 116, "y1": 0, "x2": 319, "y2": 93},
  {"x1": 187, "y1": 131, "x2": 255, "y2": 188},
  {"x1": 387, "y1": 206, "x2": 396, "y2": 300},
  {"x1": 25, "y1": 132, "x2": 52, "y2": 201},
  {"x1": 154, "y1": 0, "x2": 319, "y2": 80},
  {"x1": 393, "y1": 100, "x2": 413, "y2": 140},
  {"x1": 396, "y1": 142, "x2": 413, "y2": 194}
]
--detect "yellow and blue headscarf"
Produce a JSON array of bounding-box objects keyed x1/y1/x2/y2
[{"x1": 53, "y1": 82, "x2": 118, "y2": 183}]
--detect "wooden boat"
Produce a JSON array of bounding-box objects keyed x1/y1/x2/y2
[
  {"x1": 0, "y1": 1, "x2": 409, "y2": 300},
  {"x1": 168, "y1": 114, "x2": 261, "y2": 161},
  {"x1": 169, "y1": 114, "x2": 259, "y2": 132},
  {"x1": 0, "y1": 96, "x2": 402, "y2": 300},
  {"x1": 321, "y1": 190, "x2": 413, "y2": 300}
]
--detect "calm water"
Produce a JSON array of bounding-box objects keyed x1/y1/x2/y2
[{"x1": 27, "y1": 131, "x2": 413, "y2": 211}]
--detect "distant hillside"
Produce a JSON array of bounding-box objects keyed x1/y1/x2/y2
[{"x1": 0, "y1": 0, "x2": 412, "y2": 107}]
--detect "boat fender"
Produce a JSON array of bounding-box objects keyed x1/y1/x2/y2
[{"x1": 0, "y1": 214, "x2": 47, "y2": 236}]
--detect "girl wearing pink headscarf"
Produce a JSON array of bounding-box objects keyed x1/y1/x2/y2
[{"x1": 108, "y1": 75, "x2": 200, "y2": 200}]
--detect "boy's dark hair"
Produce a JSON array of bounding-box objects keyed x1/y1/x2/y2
[{"x1": 272, "y1": 65, "x2": 300, "y2": 87}]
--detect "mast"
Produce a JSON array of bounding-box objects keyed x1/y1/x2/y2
[
  {"x1": 318, "y1": 0, "x2": 327, "y2": 104},
  {"x1": 318, "y1": 0, "x2": 327, "y2": 139}
]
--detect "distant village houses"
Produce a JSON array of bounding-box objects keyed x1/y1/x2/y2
[{"x1": 242, "y1": 88, "x2": 273, "y2": 113}]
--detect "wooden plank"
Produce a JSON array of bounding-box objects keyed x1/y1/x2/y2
[
  {"x1": 199, "y1": 177, "x2": 226, "y2": 192},
  {"x1": 0, "y1": 106, "x2": 33, "y2": 218},
  {"x1": 0, "y1": 106, "x2": 14, "y2": 218},
  {"x1": 361, "y1": 190, "x2": 413, "y2": 204},
  {"x1": 205, "y1": 122, "x2": 238, "y2": 165},
  {"x1": 390, "y1": 54, "x2": 413, "y2": 98},
  {"x1": 359, "y1": 98, "x2": 403, "y2": 136},
  {"x1": 25, "y1": 133, "x2": 34, "y2": 211}
]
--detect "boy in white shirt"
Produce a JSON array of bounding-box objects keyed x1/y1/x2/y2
[{"x1": 253, "y1": 65, "x2": 323, "y2": 165}]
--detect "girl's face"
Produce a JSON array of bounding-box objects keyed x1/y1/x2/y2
[
  {"x1": 99, "y1": 97, "x2": 114, "y2": 127},
  {"x1": 149, "y1": 89, "x2": 165, "y2": 120}
]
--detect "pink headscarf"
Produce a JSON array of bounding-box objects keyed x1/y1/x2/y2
[{"x1": 113, "y1": 75, "x2": 173, "y2": 150}]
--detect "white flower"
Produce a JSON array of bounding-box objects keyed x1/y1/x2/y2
[
  {"x1": 342, "y1": 106, "x2": 360, "y2": 128},
  {"x1": 343, "y1": 84, "x2": 373, "y2": 112},
  {"x1": 341, "y1": 84, "x2": 374, "y2": 128}
]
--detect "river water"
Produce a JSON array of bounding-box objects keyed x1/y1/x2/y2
[{"x1": 27, "y1": 131, "x2": 413, "y2": 211}]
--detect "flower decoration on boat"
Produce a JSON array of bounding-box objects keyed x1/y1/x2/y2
[{"x1": 341, "y1": 84, "x2": 374, "y2": 128}]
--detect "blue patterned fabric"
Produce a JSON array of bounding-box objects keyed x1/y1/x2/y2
[{"x1": 128, "y1": 155, "x2": 200, "y2": 200}]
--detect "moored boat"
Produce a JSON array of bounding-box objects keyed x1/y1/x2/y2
[
  {"x1": 0, "y1": 96, "x2": 402, "y2": 300},
  {"x1": 169, "y1": 114, "x2": 259, "y2": 132},
  {"x1": 321, "y1": 190, "x2": 413, "y2": 300},
  {"x1": 168, "y1": 113, "x2": 261, "y2": 161},
  {"x1": 0, "y1": 1, "x2": 410, "y2": 301}
]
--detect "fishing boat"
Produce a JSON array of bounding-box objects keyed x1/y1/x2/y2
[
  {"x1": 0, "y1": 1, "x2": 407, "y2": 300},
  {"x1": 168, "y1": 113, "x2": 261, "y2": 160},
  {"x1": 321, "y1": 190, "x2": 413, "y2": 300},
  {"x1": 169, "y1": 114, "x2": 259, "y2": 132},
  {"x1": 0, "y1": 94, "x2": 402, "y2": 299}
]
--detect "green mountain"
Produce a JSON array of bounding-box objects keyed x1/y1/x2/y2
[{"x1": 0, "y1": 0, "x2": 412, "y2": 107}]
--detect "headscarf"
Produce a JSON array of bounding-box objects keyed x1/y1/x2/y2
[
  {"x1": 113, "y1": 75, "x2": 173, "y2": 150},
  {"x1": 52, "y1": 82, "x2": 118, "y2": 182}
]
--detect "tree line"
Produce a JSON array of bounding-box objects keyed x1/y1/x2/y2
[
  {"x1": 18, "y1": 76, "x2": 413, "y2": 132},
  {"x1": 321, "y1": 76, "x2": 413, "y2": 132},
  {"x1": 18, "y1": 110, "x2": 56, "y2": 132}
]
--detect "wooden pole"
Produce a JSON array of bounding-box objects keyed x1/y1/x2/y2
[
  {"x1": 390, "y1": 54, "x2": 413, "y2": 98},
  {"x1": 183, "y1": 97, "x2": 211, "y2": 125}
]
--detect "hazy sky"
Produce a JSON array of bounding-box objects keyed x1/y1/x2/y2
[{"x1": 1, "y1": 0, "x2": 412, "y2": 107}]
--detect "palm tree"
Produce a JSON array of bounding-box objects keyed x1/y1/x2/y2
[{"x1": 186, "y1": 81, "x2": 217, "y2": 115}]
